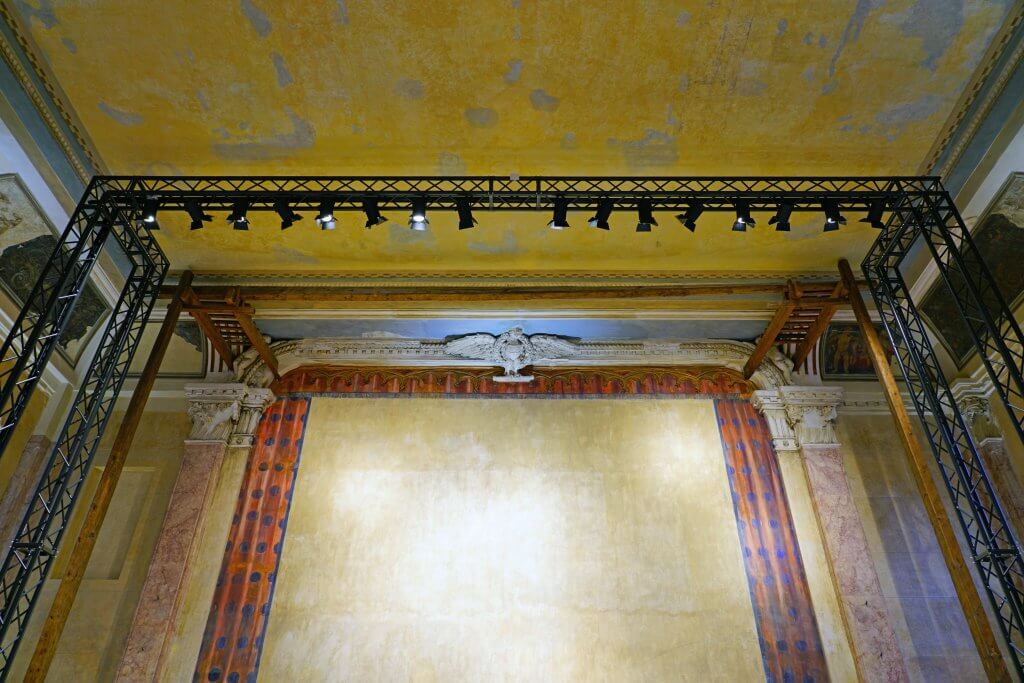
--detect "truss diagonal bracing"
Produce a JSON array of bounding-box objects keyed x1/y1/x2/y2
[{"x1": 0, "y1": 175, "x2": 1021, "y2": 678}]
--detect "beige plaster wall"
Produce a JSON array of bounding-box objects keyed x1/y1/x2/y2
[
  {"x1": 837, "y1": 413, "x2": 985, "y2": 681},
  {"x1": 261, "y1": 397, "x2": 764, "y2": 681},
  {"x1": 7, "y1": 406, "x2": 189, "y2": 682}
]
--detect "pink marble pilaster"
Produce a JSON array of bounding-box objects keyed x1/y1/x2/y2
[
  {"x1": 978, "y1": 437, "x2": 1024, "y2": 539},
  {"x1": 0, "y1": 435, "x2": 51, "y2": 550},
  {"x1": 756, "y1": 386, "x2": 909, "y2": 682},
  {"x1": 116, "y1": 383, "x2": 271, "y2": 681},
  {"x1": 802, "y1": 444, "x2": 908, "y2": 682},
  {"x1": 116, "y1": 440, "x2": 227, "y2": 681}
]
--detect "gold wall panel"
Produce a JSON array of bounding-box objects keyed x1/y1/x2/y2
[{"x1": 262, "y1": 397, "x2": 763, "y2": 680}]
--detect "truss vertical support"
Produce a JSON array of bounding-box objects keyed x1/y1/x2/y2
[
  {"x1": 864, "y1": 257, "x2": 1024, "y2": 675},
  {"x1": 23, "y1": 271, "x2": 193, "y2": 681},
  {"x1": 917, "y1": 194, "x2": 1024, "y2": 450},
  {"x1": 0, "y1": 177, "x2": 168, "y2": 681},
  {"x1": 0, "y1": 185, "x2": 112, "y2": 463}
]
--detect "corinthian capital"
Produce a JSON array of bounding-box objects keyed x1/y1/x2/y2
[
  {"x1": 184, "y1": 383, "x2": 247, "y2": 443},
  {"x1": 229, "y1": 387, "x2": 276, "y2": 447},
  {"x1": 778, "y1": 386, "x2": 844, "y2": 447}
]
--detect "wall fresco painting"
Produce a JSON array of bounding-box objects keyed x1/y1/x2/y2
[
  {"x1": 920, "y1": 172, "x2": 1024, "y2": 367},
  {"x1": 0, "y1": 174, "x2": 109, "y2": 364},
  {"x1": 819, "y1": 322, "x2": 895, "y2": 380}
]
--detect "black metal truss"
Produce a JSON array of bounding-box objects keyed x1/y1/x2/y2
[
  {"x1": 0, "y1": 178, "x2": 167, "y2": 678},
  {"x1": 0, "y1": 174, "x2": 1021, "y2": 678},
  {"x1": 864, "y1": 190, "x2": 1024, "y2": 676},
  {"x1": 97, "y1": 175, "x2": 941, "y2": 215}
]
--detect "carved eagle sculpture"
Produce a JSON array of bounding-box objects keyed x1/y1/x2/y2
[{"x1": 443, "y1": 327, "x2": 579, "y2": 382}]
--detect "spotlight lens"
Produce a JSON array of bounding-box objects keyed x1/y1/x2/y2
[
  {"x1": 412, "y1": 213, "x2": 426, "y2": 222},
  {"x1": 144, "y1": 215, "x2": 156, "y2": 223},
  {"x1": 548, "y1": 220, "x2": 566, "y2": 230}
]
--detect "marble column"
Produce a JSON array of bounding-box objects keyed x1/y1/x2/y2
[
  {"x1": 116, "y1": 384, "x2": 273, "y2": 682},
  {"x1": 754, "y1": 386, "x2": 908, "y2": 682},
  {"x1": 959, "y1": 392, "x2": 1024, "y2": 540}
]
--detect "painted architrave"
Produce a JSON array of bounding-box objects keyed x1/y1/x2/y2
[{"x1": 192, "y1": 365, "x2": 827, "y2": 683}]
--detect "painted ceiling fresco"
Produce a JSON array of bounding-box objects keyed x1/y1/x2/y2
[{"x1": 13, "y1": 0, "x2": 1012, "y2": 276}]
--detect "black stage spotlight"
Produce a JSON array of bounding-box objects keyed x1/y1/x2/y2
[
  {"x1": 676, "y1": 202, "x2": 703, "y2": 232},
  {"x1": 768, "y1": 202, "x2": 794, "y2": 232},
  {"x1": 457, "y1": 198, "x2": 477, "y2": 230},
  {"x1": 823, "y1": 201, "x2": 846, "y2": 232},
  {"x1": 363, "y1": 197, "x2": 386, "y2": 228},
  {"x1": 141, "y1": 196, "x2": 160, "y2": 228},
  {"x1": 548, "y1": 198, "x2": 570, "y2": 230},
  {"x1": 186, "y1": 201, "x2": 212, "y2": 231},
  {"x1": 636, "y1": 199, "x2": 657, "y2": 233},
  {"x1": 732, "y1": 201, "x2": 755, "y2": 231},
  {"x1": 274, "y1": 200, "x2": 302, "y2": 230},
  {"x1": 317, "y1": 200, "x2": 336, "y2": 230},
  {"x1": 861, "y1": 199, "x2": 886, "y2": 229},
  {"x1": 409, "y1": 197, "x2": 429, "y2": 231},
  {"x1": 227, "y1": 201, "x2": 250, "y2": 231},
  {"x1": 588, "y1": 199, "x2": 612, "y2": 230}
]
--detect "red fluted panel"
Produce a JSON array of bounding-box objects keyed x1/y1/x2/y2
[
  {"x1": 715, "y1": 398, "x2": 829, "y2": 683},
  {"x1": 194, "y1": 397, "x2": 310, "y2": 683}
]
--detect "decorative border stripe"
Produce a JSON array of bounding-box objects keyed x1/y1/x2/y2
[{"x1": 714, "y1": 398, "x2": 828, "y2": 683}]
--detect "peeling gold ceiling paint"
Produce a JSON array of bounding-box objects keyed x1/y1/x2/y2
[{"x1": 16, "y1": 0, "x2": 1010, "y2": 275}]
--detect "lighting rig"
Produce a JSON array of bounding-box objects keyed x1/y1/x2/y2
[{"x1": 129, "y1": 175, "x2": 904, "y2": 235}]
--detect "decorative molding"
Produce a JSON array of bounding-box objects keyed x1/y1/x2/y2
[
  {"x1": 0, "y1": 4, "x2": 104, "y2": 179},
  {"x1": 920, "y1": 4, "x2": 1024, "y2": 177},
  {"x1": 233, "y1": 336, "x2": 793, "y2": 391},
  {"x1": 190, "y1": 270, "x2": 836, "y2": 286}
]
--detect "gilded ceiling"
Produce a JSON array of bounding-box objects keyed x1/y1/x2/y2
[{"x1": 11, "y1": 0, "x2": 1013, "y2": 277}]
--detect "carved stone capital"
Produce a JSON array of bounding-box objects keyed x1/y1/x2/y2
[
  {"x1": 751, "y1": 390, "x2": 799, "y2": 453},
  {"x1": 753, "y1": 386, "x2": 844, "y2": 450},
  {"x1": 184, "y1": 384, "x2": 246, "y2": 443},
  {"x1": 229, "y1": 387, "x2": 276, "y2": 447},
  {"x1": 779, "y1": 386, "x2": 844, "y2": 447},
  {"x1": 956, "y1": 392, "x2": 1002, "y2": 440}
]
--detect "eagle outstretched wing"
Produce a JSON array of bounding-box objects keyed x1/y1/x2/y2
[
  {"x1": 443, "y1": 333, "x2": 497, "y2": 360},
  {"x1": 528, "y1": 334, "x2": 578, "y2": 359}
]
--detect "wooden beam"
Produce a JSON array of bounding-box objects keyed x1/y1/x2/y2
[
  {"x1": 790, "y1": 281, "x2": 845, "y2": 369},
  {"x1": 838, "y1": 259, "x2": 1009, "y2": 682},
  {"x1": 235, "y1": 311, "x2": 280, "y2": 379},
  {"x1": 159, "y1": 283, "x2": 790, "y2": 302},
  {"x1": 183, "y1": 288, "x2": 236, "y2": 369},
  {"x1": 182, "y1": 302, "x2": 255, "y2": 315},
  {"x1": 744, "y1": 297, "x2": 796, "y2": 379},
  {"x1": 25, "y1": 271, "x2": 195, "y2": 682}
]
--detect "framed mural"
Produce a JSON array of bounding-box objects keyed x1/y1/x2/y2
[
  {"x1": 819, "y1": 322, "x2": 895, "y2": 381},
  {"x1": 127, "y1": 318, "x2": 207, "y2": 379},
  {"x1": 919, "y1": 172, "x2": 1024, "y2": 367},
  {"x1": 0, "y1": 173, "x2": 110, "y2": 365}
]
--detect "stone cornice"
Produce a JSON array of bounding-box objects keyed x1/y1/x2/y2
[{"x1": 233, "y1": 336, "x2": 793, "y2": 391}]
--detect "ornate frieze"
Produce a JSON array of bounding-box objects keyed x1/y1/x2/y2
[{"x1": 233, "y1": 335, "x2": 792, "y2": 390}]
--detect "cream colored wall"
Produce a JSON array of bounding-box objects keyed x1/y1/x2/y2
[
  {"x1": 7, "y1": 406, "x2": 189, "y2": 682},
  {"x1": 261, "y1": 397, "x2": 764, "y2": 681},
  {"x1": 837, "y1": 413, "x2": 986, "y2": 681}
]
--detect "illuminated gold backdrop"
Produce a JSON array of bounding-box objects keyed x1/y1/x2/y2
[{"x1": 261, "y1": 397, "x2": 763, "y2": 680}]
